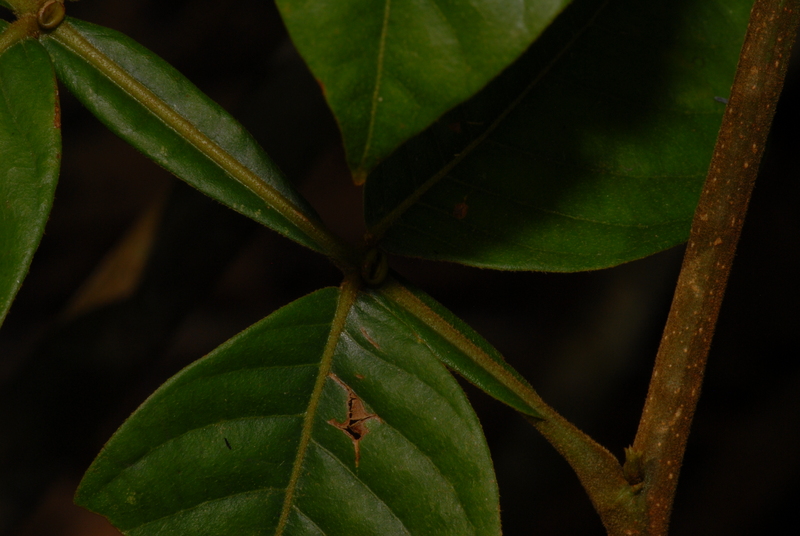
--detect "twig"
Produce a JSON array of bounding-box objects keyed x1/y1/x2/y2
[{"x1": 630, "y1": 1, "x2": 800, "y2": 534}]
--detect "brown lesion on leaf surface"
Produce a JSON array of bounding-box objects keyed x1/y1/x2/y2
[{"x1": 327, "y1": 373, "x2": 380, "y2": 467}]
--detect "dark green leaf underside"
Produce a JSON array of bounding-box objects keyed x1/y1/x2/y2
[
  {"x1": 277, "y1": 0, "x2": 573, "y2": 179},
  {"x1": 77, "y1": 288, "x2": 500, "y2": 535},
  {"x1": 0, "y1": 35, "x2": 60, "y2": 327},
  {"x1": 42, "y1": 18, "x2": 324, "y2": 252},
  {"x1": 366, "y1": 0, "x2": 752, "y2": 271}
]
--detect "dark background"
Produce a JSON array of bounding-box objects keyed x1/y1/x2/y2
[{"x1": 1, "y1": 1, "x2": 798, "y2": 534}]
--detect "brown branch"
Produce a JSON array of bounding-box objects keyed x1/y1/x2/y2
[{"x1": 631, "y1": 1, "x2": 800, "y2": 534}]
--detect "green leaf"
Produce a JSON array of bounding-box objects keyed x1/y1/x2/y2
[
  {"x1": 378, "y1": 278, "x2": 542, "y2": 418},
  {"x1": 276, "y1": 0, "x2": 573, "y2": 181},
  {"x1": 77, "y1": 287, "x2": 501, "y2": 535},
  {"x1": 41, "y1": 19, "x2": 331, "y2": 255},
  {"x1": 365, "y1": 0, "x2": 752, "y2": 271},
  {"x1": 0, "y1": 33, "x2": 60, "y2": 327}
]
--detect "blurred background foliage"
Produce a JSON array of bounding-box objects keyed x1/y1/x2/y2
[{"x1": 0, "y1": 1, "x2": 797, "y2": 534}]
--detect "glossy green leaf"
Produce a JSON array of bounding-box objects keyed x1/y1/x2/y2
[
  {"x1": 77, "y1": 287, "x2": 501, "y2": 535},
  {"x1": 41, "y1": 19, "x2": 327, "y2": 254},
  {"x1": 276, "y1": 0, "x2": 573, "y2": 181},
  {"x1": 365, "y1": 0, "x2": 751, "y2": 271},
  {"x1": 0, "y1": 33, "x2": 60, "y2": 327}
]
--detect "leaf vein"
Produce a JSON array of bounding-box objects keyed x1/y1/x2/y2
[
  {"x1": 340, "y1": 329, "x2": 468, "y2": 422},
  {"x1": 358, "y1": 0, "x2": 393, "y2": 172},
  {"x1": 291, "y1": 505, "x2": 328, "y2": 535},
  {"x1": 127, "y1": 487, "x2": 283, "y2": 532},
  {"x1": 95, "y1": 415, "x2": 304, "y2": 494},
  {"x1": 309, "y1": 439, "x2": 414, "y2": 536}
]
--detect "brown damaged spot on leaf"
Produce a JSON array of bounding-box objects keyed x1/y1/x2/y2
[
  {"x1": 327, "y1": 373, "x2": 380, "y2": 467},
  {"x1": 360, "y1": 326, "x2": 380, "y2": 350}
]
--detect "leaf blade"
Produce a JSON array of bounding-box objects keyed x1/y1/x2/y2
[
  {"x1": 0, "y1": 32, "x2": 60, "y2": 327},
  {"x1": 365, "y1": 0, "x2": 752, "y2": 271},
  {"x1": 277, "y1": 0, "x2": 574, "y2": 180},
  {"x1": 41, "y1": 18, "x2": 340, "y2": 257},
  {"x1": 77, "y1": 287, "x2": 501, "y2": 535}
]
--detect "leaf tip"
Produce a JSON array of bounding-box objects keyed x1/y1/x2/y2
[{"x1": 352, "y1": 168, "x2": 368, "y2": 186}]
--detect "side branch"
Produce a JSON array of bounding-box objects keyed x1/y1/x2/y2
[{"x1": 631, "y1": 1, "x2": 800, "y2": 534}]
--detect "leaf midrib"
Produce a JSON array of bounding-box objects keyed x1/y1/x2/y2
[
  {"x1": 357, "y1": 0, "x2": 392, "y2": 177},
  {"x1": 274, "y1": 277, "x2": 360, "y2": 535}
]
